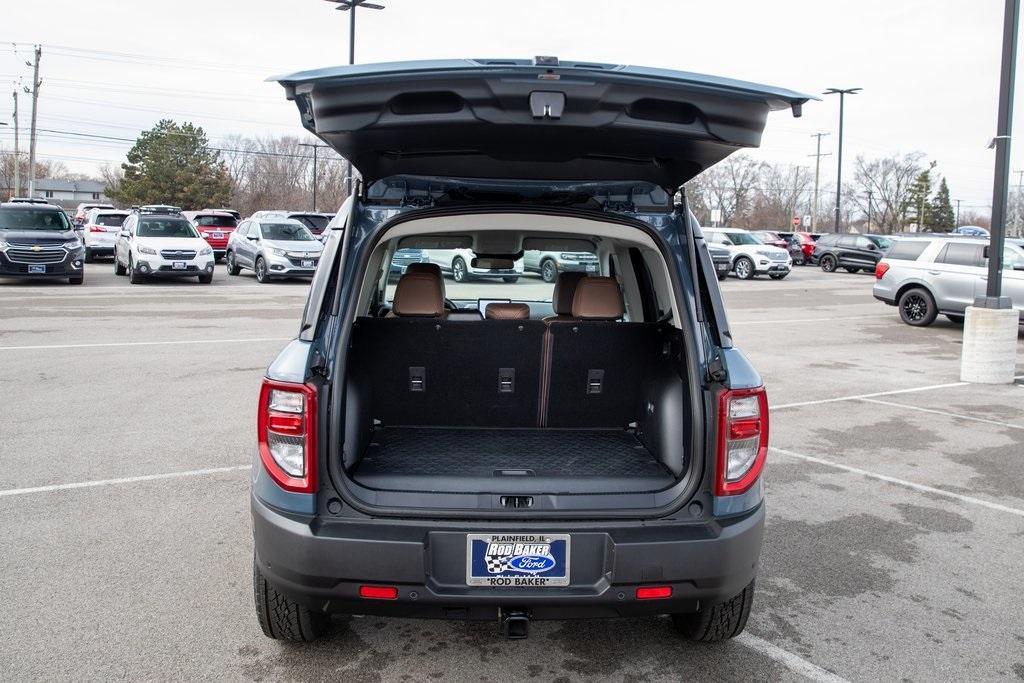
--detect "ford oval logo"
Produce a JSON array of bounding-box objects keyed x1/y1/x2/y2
[{"x1": 506, "y1": 554, "x2": 556, "y2": 573}]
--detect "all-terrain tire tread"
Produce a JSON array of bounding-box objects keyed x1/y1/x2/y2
[
  {"x1": 673, "y1": 580, "x2": 754, "y2": 642},
  {"x1": 253, "y1": 559, "x2": 328, "y2": 642}
]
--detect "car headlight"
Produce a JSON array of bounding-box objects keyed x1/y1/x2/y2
[
  {"x1": 199, "y1": 246, "x2": 212, "y2": 256},
  {"x1": 269, "y1": 247, "x2": 287, "y2": 257},
  {"x1": 0, "y1": 239, "x2": 8, "y2": 250},
  {"x1": 64, "y1": 240, "x2": 84, "y2": 251},
  {"x1": 138, "y1": 245, "x2": 158, "y2": 255}
]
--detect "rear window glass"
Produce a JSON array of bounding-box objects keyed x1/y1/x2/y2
[
  {"x1": 886, "y1": 240, "x2": 930, "y2": 261},
  {"x1": 0, "y1": 207, "x2": 71, "y2": 231},
  {"x1": 137, "y1": 218, "x2": 197, "y2": 238},
  {"x1": 866, "y1": 235, "x2": 892, "y2": 250},
  {"x1": 195, "y1": 215, "x2": 237, "y2": 228},
  {"x1": 95, "y1": 214, "x2": 127, "y2": 227},
  {"x1": 291, "y1": 215, "x2": 330, "y2": 232},
  {"x1": 260, "y1": 222, "x2": 315, "y2": 241},
  {"x1": 936, "y1": 242, "x2": 984, "y2": 267}
]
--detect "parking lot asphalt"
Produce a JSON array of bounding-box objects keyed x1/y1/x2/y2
[{"x1": 1, "y1": 265, "x2": 1022, "y2": 681}]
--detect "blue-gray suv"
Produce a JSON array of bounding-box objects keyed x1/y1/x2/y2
[{"x1": 251, "y1": 57, "x2": 809, "y2": 642}]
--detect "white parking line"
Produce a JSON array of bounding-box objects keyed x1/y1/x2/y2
[
  {"x1": 735, "y1": 633, "x2": 850, "y2": 683},
  {"x1": 0, "y1": 337, "x2": 291, "y2": 351},
  {"x1": 772, "y1": 381, "x2": 969, "y2": 410},
  {"x1": 0, "y1": 465, "x2": 251, "y2": 498},
  {"x1": 771, "y1": 446, "x2": 1024, "y2": 518},
  {"x1": 858, "y1": 397, "x2": 1024, "y2": 431},
  {"x1": 733, "y1": 314, "x2": 885, "y2": 326}
]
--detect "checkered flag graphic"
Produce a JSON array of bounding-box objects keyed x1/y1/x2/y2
[{"x1": 484, "y1": 547, "x2": 508, "y2": 573}]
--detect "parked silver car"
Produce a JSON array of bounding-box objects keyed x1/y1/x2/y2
[
  {"x1": 225, "y1": 218, "x2": 323, "y2": 283},
  {"x1": 873, "y1": 236, "x2": 1024, "y2": 326}
]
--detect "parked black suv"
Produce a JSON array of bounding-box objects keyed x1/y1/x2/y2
[
  {"x1": 0, "y1": 201, "x2": 86, "y2": 284},
  {"x1": 252, "y1": 58, "x2": 808, "y2": 643},
  {"x1": 812, "y1": 233, "x2": 892, "y2": 273}
]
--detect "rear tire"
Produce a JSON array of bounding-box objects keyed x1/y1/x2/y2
[
  {"x1": 898, "y1": 287, "x2": 938, "y2": 327},
  {"x1": 672, "y1": 580, "x2": 755, "y2": 642},
  {"x1": 85, "y1": 248, "x2": 94, "y2": 264},
  {"x1": 844, "y1": 266, "x2": 860, "y2": 273},
  {"x1": 820, "y1": 255, "x2": 837, "y2": 273},
  {"x1": 253, "y1": 557, "x2": 330, "y2": 642},
  {"x1": 945, "y1": 313, "x2": 965, "y2": 324},
  {"x1": 733, "y1": 256, "x2": 755, "y2": 280}
]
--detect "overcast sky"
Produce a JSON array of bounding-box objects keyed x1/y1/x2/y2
[{"x1": 2, "y1": 0, "x2": 1020, "y2": 213}]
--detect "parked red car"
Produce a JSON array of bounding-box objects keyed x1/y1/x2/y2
[
  {"x1": 183, "y1": 210, "x2": 238, "y2": 262},
  {"x1": 779, "y1": 231, "x2": 817, "y2": 265},
  {"x1": 751, "y1": 230, "x2": 789, "y2": 249}
]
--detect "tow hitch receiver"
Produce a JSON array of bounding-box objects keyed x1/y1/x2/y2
[{"x1": 500, "y1": 608, "x2": 530, "y2": 639}]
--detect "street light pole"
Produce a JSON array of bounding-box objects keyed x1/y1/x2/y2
[
  {"x1": 298, "y1": 143, "x2": 328, "y2": 212},
  {"x1": 808, "y1": 132, "x2": 831, "y2": 232},
  {"x1": 824, "y1": 87, "x2": 861, "y2": 234},
  {"x1": 323, "y1": 0, "x2": 385, "y2": 65}
]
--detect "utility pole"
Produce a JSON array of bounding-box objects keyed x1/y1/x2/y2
[
  {"x1": 12, "y1": 88, "x2": 20, "y2": 197},
  {"x1": 824, "y1": 87, "x2": 862, "y2": 233},
  {"x1": 25, "y1": 45, "x2": 41, "y2": 197},
  {"x1": 298, "y1": 143, "x2": 329, "y2": 212},
  {"x1": 866, "y1": 190, "x2": 873, "y2": 231},
  {"x1": 808, "y1": 132, "x2": 831, "y2": 232},
  {"x1": 1014, "y1": 169, "x2": 1024, "y2": 235},
  {"x1": 955, "y1": 199, "x2": 962, "y2": 229}
]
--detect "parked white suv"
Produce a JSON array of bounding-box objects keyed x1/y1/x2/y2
[
  {"x1": 704, "y1": 227, "x2": 792, "y2": 279},
  {"x1": 873, "y1": 236, "x2": 1024, "y2": 326},
  {"x1": 114, "y1": 212, "x2": 216, "y2": 284},
  {"x1": 426, "y1": 248, "x2": 524, "y2": 282},
  {"x1": 82, "y1": 208, "x2": 129, "y2": 262}
]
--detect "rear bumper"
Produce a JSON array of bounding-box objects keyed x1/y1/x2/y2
[{"x1": 251, "y1": 494, "x2": 764, "y2": 619}]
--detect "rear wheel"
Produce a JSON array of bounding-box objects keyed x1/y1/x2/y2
[
  {"x1": 733, "y1": 256, "x2": 755, "y2": 280},
  {"x1": 541, "y1": 259, "x2": 558, "y2": 283},
  {"x1": 226, "y1": 251, "x2": 241, "y2": 276},
  {"x1": 844, "y1": 266, "x2": 860, "y2": 273},
  {"x1": 672, "y1": 580, "x2": 755, "y2": 642},
  {"x1": 253, "y1": 557, "x2": 330, "y2": 642},
  {"x1": 452, "y1": 257, "x2": 468, "y2": 283},
  {"x1": 898, "y1": 287, "x2": 938, "y2": 326},
  {"x1": 945, "y1": 313, "x2": 965, "y2": 324},
  {"x1": 85, "y1": 248, "x2": 94, "y2": 264},
  {"x1": 820, "y1": 255, "x2": 837, "y2": 273},
  {"x1": 255, "y1": 256, "x2": 269, "y2": 283}
]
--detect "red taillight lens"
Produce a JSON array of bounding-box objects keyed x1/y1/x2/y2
[
  {"x1": 636, "y1": 586, "x2": 673, "y2": 600},
  {"x1": 875, "y1": 262, "x2": 890, "y2": 279},
  {"x1": 359, "y1": 585, "x2": 398, "y2": 600},
  {"x1": 88, "y1": 225, "x2": 105, "y2": 232},
  {"x1": 257, "y1": 379, "x2": 317, "y2": 493},
  {"x1": 716, "y1": 387, "x2": 769, "y2": 496}
]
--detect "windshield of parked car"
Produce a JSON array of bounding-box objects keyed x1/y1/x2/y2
[
  {"x1": 260, "y1": 222, "x2": 315, "y2": 241},
  {"x1": 291, "y1": 215, "x2": 330, "y2": 232},
  {"x1": 0, "y1": 207, "x2": 72, "y2": 231},
  {"x1": 94, "y1": 213, "x2": 127, "y2": 227},
  {"x1": 195, "y1": 215, "x2": 237, "y2": 228},
  {"x1": 727, "y1": 232, "x2": 762, "y2": 246},
  {"x1": 137, "y1": 218, "x2": 198, "y2": 238}
]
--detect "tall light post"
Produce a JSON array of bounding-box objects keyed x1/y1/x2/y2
[
  {"x1": 298, "y1": 142, "x2": 329, "y2": 211},
  {"x1": 323, "y1": 0, "x2": 385, "y2": 65},
  {"x1": 824, "y1": 87, "x2": 861, "y2": 233}
]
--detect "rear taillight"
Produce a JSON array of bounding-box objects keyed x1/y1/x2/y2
[
  {"x1": 875, "y1": 262, "x2": 890, "y2": 279},
  {"x1": 257, "y1": 379, "x2": 316, "y2": 493},
  {"x1": 715, "y1": 387, "x2": 768, "y2": 496},
  {"x1": 88, "y1": 225, "x2": 105, "y2": 232}
]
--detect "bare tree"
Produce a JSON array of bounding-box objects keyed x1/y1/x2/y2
[
  {"x1": 685, "y1": 154, "x2": 765, "y2": 226},
  {"x1": 848, "y1": 152, "x2": 925, "y2": 233},
  {"x1": 744, "y1": 164, "x2": 813, "y2": 229},
  {"x1": 0, "y1": 146, "x2": 73, "y2": 193}
]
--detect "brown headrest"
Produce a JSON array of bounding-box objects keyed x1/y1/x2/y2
[
  {"x1": 405, "y1": 262, "x2": 445, "y2": 297},
  {"x1": 551, "y1": 271, "x2": 587, "y2": 316},
  {"x1": 485, "y1": 303, "x2": 531, "y2": 320},
  {"x1": 571, "y1": 277, "x2": 624, "y2": 320},
  {"x1": 391, "y1": 272, "x2": 445, "y2": 317}
]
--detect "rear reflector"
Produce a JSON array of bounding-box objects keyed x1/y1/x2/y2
[
  {"x1": 875, "y1": 262, "x2": 890, "y2": 279},
  {"x1": 716, "y1": 386, "x2": 769, "y2": 496},
  {"x1": 359, "y1": 585, "x2": 398, "y2": 600},
  {"x1": 636, "y1": 586, "x2": 672, "y2": 600}
]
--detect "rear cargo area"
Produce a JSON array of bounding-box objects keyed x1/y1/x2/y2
[{"x1": 342, "y1": 315, "x2": 691, "y2": 498}]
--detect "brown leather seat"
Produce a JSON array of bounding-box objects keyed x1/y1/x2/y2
[
  {"x1": 485, "y1": 303, "x2": 531, "y2": 320},
  {"x1": 405, "y1": 262, "x2": 445, "y2": 297},
  {"x1": 544, "y1": 271, "x2": 587, "y2": 322},
  {"x1": 571, "y1": 277, "x2": 624, "y2": 321},
  {"x1": 390, "y1": 271, "x2": 445, "y2": 317}
]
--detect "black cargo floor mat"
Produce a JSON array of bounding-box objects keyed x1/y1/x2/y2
[{"x1": 351, "y1": 427, "x2": 675, "y2": 494}]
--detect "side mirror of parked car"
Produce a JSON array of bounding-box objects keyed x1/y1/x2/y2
[
  {"x1": 247, "y1": 234, "x2": 259, "y2": 241},
  {"x1": 119, "y1": 229, "x2": 130, "y2": 238}
]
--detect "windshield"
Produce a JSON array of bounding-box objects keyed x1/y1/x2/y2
[
  {"x1": 292, "y1": 215, "x2": 330, "y2": 233},
  {"x1": 866, "y1": 235, "x2": 892, "y2": 250},
  {"x1": 196, "y1": 215, "x2": 237, "y2": 228},
  {"x1": 137, "y1": 218, "x2": 198, "y2": 238},
  {"x1": 727, "y1": 232, "x2": 762, "y2": 246},
  {"x1": 260, "y1": 222, "x2": 315, "y2": 241},
  {"x1": 95, "y1": 214, "x2": 127, "y2": 227},
  {"x1": 0, "y1": 207, "x2": 71, "y2": 231}
]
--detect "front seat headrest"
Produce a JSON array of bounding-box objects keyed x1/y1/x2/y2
[
  {"x1": 392, "y1": 272, "x2": 445, "y2": 317},
  {"x1": 485, "y1": 303, "x2": 531, "y2": 320},
  {"x1": 551, "y1": 271, "x2": 587, "y2": 316},
  {"x1": 405, "y1": 262, "x2": 445, "y2": 296},
  {"x1": 571, "y1": 277, "x2": 624, "y2": 321}
]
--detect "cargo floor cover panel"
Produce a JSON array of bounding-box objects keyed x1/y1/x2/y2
[{"x1": 352, "y1": 427, "x2": 674, "y2": 494}]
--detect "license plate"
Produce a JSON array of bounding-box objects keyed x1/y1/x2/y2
[
  {"x1": 172, "y1": 261, "x2": 186, "y2": 270},
  {"x1": 466, "y1": 533, "x2": 570, "y2": 587},
  {"x1": 212, "y1": 231, "x2": 224, "y2": 239},
  {"x1": 716, "y1": 262, "x2": 730, "y2": 272},
  {"x1": 28, "y1": 264, "x2": 45, "y2": 274},
  {"x1": 301, "y1": 259, "x2": 314, "y2": 268},
  {"x1": 585, "y1": 264, "x2": 598, "y2": 272}
]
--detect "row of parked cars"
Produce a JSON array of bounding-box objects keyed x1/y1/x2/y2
[{"x1": 0, "y1": 198, "x2": 335, "y2": 285}]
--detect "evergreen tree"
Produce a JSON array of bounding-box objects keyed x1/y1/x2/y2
[
  {"x1": 902, "y1": 161, "x2": 936, "y2": 231},
  {"x1": 108, "y1": 120, "x2": 231, "y2": 209},
  {"x1": 928, "y1": 177, "x2": 955, "y2": 232}
]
